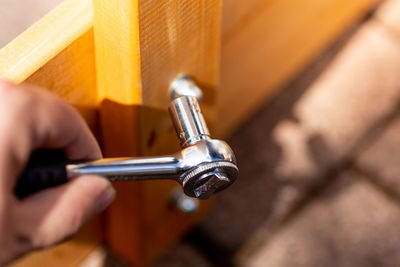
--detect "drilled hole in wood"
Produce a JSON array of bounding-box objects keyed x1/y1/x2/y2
[{"x1": 147, "y1": 129, "x2": 157, "y2": 149}]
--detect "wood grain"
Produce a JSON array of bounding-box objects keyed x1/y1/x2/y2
[
  {"x1": 138, "y1": 1, "x2": 221, "y2": 260},
  {"x1": 11, "y1": 223, "x2": 101, "y2": 267},
  {"x1": 26, "y1": 29, "x2": 99, "y2": 133},
  {"x1": 92, "y1": 0, "x2": 221, "y2": 265},
  {"x1": 0, "y1": 0, "x2": 93, "y2": 84},
  {"x1": 138, "y1": 0, "x2": 221, "y2": 110},
  {"x1": 91, "y1": 1, "x2": 144, "y2": 265},
  {"x1": 0, "y1": 0, "x2": 380, "y2": 265},
  {"x1": 0, "y1": 0, "x2": 99, "y2": 133},
  {"x1": 92, "y1": 0, "x2": 142, "y2": 105},
  {"x1": 222, "y1": 0, "x2": 271, "y2": 39}
]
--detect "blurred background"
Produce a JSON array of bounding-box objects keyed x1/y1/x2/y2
[{"x1": 2, "y1": 0, "x2": 400, "y2": 266}]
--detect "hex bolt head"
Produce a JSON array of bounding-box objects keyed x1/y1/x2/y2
[
  {"x1": 170, "y1": 75, "x2": 203, "y2": 101},
  {"x1": 194, "y1": 169, "x2": 230, "y2": 200}
]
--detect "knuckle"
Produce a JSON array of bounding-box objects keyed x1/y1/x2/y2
[
  {"x1": 68, "y1": 209, "x2": 84, "y2": 236},
  {"x1": 22, "y1": 210, "x2": 84, "y2": 250},
  {"x1": 22, "y1": 225, "x2": 51, "y2": 250},
  {"x1": 29, "y1": 234, "x2": 50, "y2": 250},
  {"x1": 14, "y1": 232, "x2": 35, "y2": 251}
]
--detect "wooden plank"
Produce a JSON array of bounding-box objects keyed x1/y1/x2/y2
[
  {"x1": 0, "y1": 0, "x2": 99, "y2": 133},
  {"x1": 217, "y1": 0, "x2": 380, "y2": 136},
  {"x1": 92, "y1": 0, "x2": 221, "y2": 265},
  {"x1": 137, "y1": 2, "x2": 220, "y2": 260},
  {"x1": 0, "y1": 0, "x2": 93, "y2": 84},
  {"x1": 92, "y1": 0, "x2": 141, "y2": 104},
  {"x1": 25, "y1": 30, "x2": 99, "y2": 133},
  {"x1": 138, "y1": 0, "x2": 221, "y2": 110},
  {"x1": 10, "y1": 223, "x2": 100, "y2": 267},
  {"x1": 222, "y1": 0, "x2": 271, "y2": 39},
  {"x1": 91, "y1": 1, "x2": 144, "y2": 265}
]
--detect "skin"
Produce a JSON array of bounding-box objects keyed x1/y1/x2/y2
[{"x1": 0, "y1": 80, "x2": 115, "y2": 266}]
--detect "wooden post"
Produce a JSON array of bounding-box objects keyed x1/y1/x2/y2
[{"x1": 92, "y1": 0, "x2": 221, "y2": 265}]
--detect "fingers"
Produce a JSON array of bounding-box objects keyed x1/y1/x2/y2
[
  {"x1": 14, "y1": 175, "x2": 115, "y2": 249},
  {"x1": 26, "y1": 87, "x2": 101, "y2": 160},
  {"x1": 0, "y1": 81, "x2": 101, "y2": 189},
  {"x1": 0, "y1": 81, "x2": 114, "y2": 264}
]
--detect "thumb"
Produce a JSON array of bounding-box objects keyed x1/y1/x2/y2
[{"x1": 14, "y1": 176, "x2": 115, "y2": 249}]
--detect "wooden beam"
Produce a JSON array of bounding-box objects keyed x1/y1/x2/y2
[
  {"x1": 92, "y1": 0, "x2": 142, "y2": 104},
  {"x1": 92, "y1": 0, "x2": 221, "y2": 265},
  {"x1": 0, "y1": 0, "x2": 99, "y2": 133},
  {"x1": 91, "y1": 1, "x2": 144, "y2": 265},
  {"x1": 137, "y1": 2, "x2": 220, "y2": 262},
  {"x1": 10, "y1": 225, "x2": 100, "y2": 267},
  {"x1": 0, "y1": 0, "x2": 93, "y2": 84},
  {"x1": 138, "y1": 0, "x2": 221, "y2": 110}
]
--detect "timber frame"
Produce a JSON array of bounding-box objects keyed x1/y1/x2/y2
[{"x1": 1, "y1": 0, "x2": 379, "y2": 265}]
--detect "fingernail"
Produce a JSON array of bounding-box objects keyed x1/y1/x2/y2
[{"x1": 95, "y1": 186, "x2": 116, "y2": 214}]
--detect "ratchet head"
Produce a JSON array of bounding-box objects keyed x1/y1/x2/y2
[
  {"x1": 181, "y1": 161, "x2": 238, "y2": 199},
  {"x1": 175, "y1": 139, "x2": 238, "y2": 200},
  {"x1": 169, "y1": 90, "x2": 239, "y2": 200}
]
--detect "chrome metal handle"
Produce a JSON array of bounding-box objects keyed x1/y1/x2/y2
[
  {"x1": 65, "y1": 77, "x2": 238, "y2": 199},
  {"x1": 169, "y1": 96, "x2": 211, "y2": 148}
]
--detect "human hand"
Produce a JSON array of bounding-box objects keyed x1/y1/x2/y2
[{"x1": 0, "y1": 80, "x2": 115, "y2": 265}]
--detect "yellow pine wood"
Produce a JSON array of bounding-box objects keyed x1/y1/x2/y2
[
  {"x1": 92, "y1": 0, "x2": 142, "y2": 104},
  {"x1": 0, "y1": 0, "x2": 93, "y2": 84},
  {"x1": 0, "y1": 0, "x2": 99, "y2": 133},
  {"x1": 92, "y1": 0, "x2": 221, "y2": 265},
  {"x1": 25, "y1": 30, "x2": 99, "y2": 132},
  {"x1": 91, "y1": 1, "x2": 143, "y2": 265},
  {"x1": 138, "y1": 0, "x2": 221, "y2": 109},
  {"x1": 11, "y1": 235, "x2": 99, "y2": 267}
]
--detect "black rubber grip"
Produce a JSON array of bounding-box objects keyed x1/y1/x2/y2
[{"x1": 15, "y1": 149, "x2": 68, "y2": 199}]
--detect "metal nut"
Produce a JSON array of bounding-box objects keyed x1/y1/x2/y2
[{"x1": 194, "y1": 169, "x2": 230, "y2": 200}]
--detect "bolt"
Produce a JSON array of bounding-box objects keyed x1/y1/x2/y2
[
  {"x1": 170, "y1": 75, "x2": 203, "y2": 101},
  {"x1": 171, "y1": 187, "x2": 199, "y2": 213},
  {"x1": 194, "y1": 169, "x2": 230, "y2": 200}
]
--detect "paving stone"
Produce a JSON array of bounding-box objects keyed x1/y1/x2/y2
[
  {"x1": 246, "y1": 171, "x2": 400, "y2": 267},
  {"x1": 357, "y1": 116, "x2": 400, "y2": 194},
  {"x1": 273, "y1": 21, "x2": 400, "y2": 181},
  {"x1": 375, "y1": 0, "x2": 400, "y2": 35},
  {"x1": 198, "y1": 33, "x2": 348, "y2": 253},
  {"x1": 200, "y1": 20, "x2": 400, "y2": 253}
]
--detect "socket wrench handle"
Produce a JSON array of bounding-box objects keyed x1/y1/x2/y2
[
  {"x1": 15, "y1": 150, "x2": 68, "y2": 198},
  {"x1": 15, "y1": 82, "x2": 238, "y2": 199}
]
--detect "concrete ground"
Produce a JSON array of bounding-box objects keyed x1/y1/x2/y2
[{"x1": 3, "y1": 0, "x2": 400, "y2": 266}]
